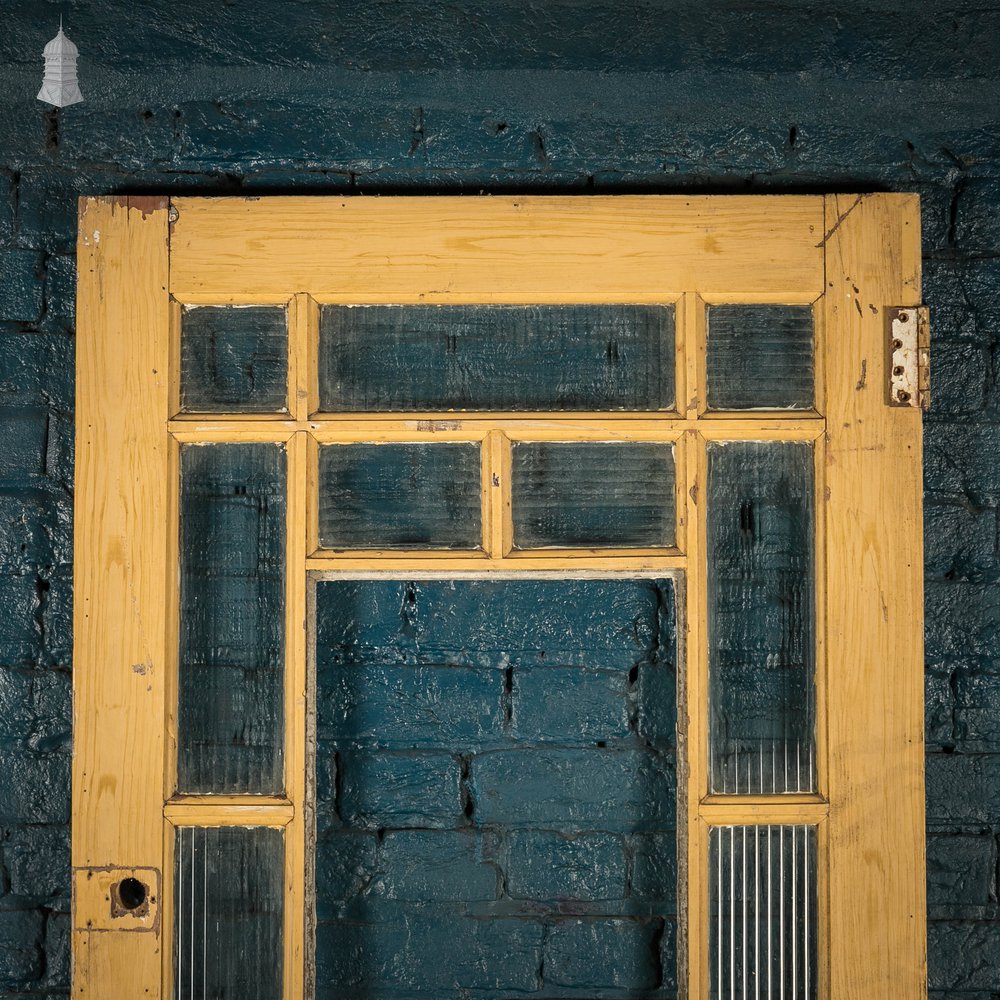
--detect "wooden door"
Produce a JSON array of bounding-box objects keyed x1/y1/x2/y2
[{"x1": 73, "y1": 194, "x2": 926, "y2": 998}]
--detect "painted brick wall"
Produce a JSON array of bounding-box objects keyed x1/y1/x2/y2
[{"x1": 0, "y1": 2, "x2": 997, "y2": 995}]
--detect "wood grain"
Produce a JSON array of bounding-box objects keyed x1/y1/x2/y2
[
  {"x1": 822, "y1": 193, "x2": 927, "y2": 998},
  {"x1": 73, "y1": 196, "x2": 171, "y2": 998},
  {"x1": 169, "y1": 196, "x2": 825, "y2": 299}
]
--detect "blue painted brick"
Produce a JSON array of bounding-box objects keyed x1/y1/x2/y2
[
  {"x1": 0, "y1": 749, "x2": 70, "y2": 824},
  {"x1": 0, "y1": 669, "x2": 71, "y2": 751},
  {"x1": 636, "y1": 662, "x2": 678, "y2": 749},
  {"x1": 470, "y1": 749, "x2": 675, "y2": 831},
  {"x1": 0, "y1": 407, "x2": 48, "y2": 480},
  {"x1": 0, "y1": 251, "x2": 42, "y2": 322},
  {"x1": 926, "y1": 834, "x2": 995, "y2": 910},
  {"x1": 630, "y1": 832, "x2": 679, "y2": 906},
  {"x1": 925, "y1": 501, "x2": 998, "y2": 583},
  {"x1": 5, "y1": 825, "x2": 70, "y2": 901},
  {"x1": 511, "y1": 665, "x2": 631, "y2": 744},
  {"x1": 955, "y1": 178, "x2": 1000, "y2": 255},
  {"x1": 371, "y1": 830, "x2": 498, "y2": 902},
  {"x1": 315, "y1": 913, "x2": 543, "y2": 993},
  {"x1": 317, "y1": 663, "x2": 504, "y2": 750},
  {"x1": 0, "y1": 908, "x2": 43, "y2": 988},
  {"x1": 505, "y1": 830, "x2": 626, "y2": 902},
  {"x1": 314, "y1": 832, "x2": 378, "y2": 914},
  {"x1": 0, "y1": 490, "x2": 71, "y2": 572},
  {"x1": 542, "y1": 917, "x2": 661, "y2": 990},
  {"x1": 930, "y1": 341, "x2": 989, "y2": 417},
  {"x1": 926, "y1": 753, "x2": 1000, "y2": 827},
  {"x1": 42, "y1": 910, "x2": 69, "y2": 991},
  {"x1": 42, "y1": 569, "x2": 72, "y2": 667},
  {"x1": 954, "y1": 669, "x2": 1000, "y2": 748},
  {"x1": 928, "y1": 922, "x2": 1000, "y2": 991},
  {"x1": 925, "y1": 666, "x2": 955, "y2": 748},
  {"x1": 40, "y1": 255, "x2": 76, "y2": 336},
  {"x1": 925, "y1": 423, "x2": 1000, "y2": 498},
  {"x1": 337, "y1": 752, "x2": 462, "y2": 829},
  {"x1": 925, "y1": 582, "x2": 1000, "y2": 662},
  {"x1": 0, "y1": 575, "x2": 41, "y2": 665}
]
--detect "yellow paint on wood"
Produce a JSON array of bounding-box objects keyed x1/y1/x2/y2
[
  {"x1": 822, "y1": 193, "x2": 927, "y2": 998},
  {"x1": 168, "y1": 196, "x2": 825, "y2": 298},
  {"x1": 73, "y1": 196, "x2": 171, "y2": 999}
]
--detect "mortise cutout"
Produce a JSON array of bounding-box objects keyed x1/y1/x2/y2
[{"x1": 112, "y1": 877, "x2": 150, "y2": 918}]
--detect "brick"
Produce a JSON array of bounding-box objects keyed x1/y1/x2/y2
[
  {"x1": 0, "y1": 251, "x2": 43, "y2": 322},
  {"x1": 470, "y1": 749, "x2": 675, "y2": 831},
  {"x1": 630, "y1": 832, "x2": 679, "y2": 905},
  {"x1": 925, "y1": 423, "x2": 1000, "y2": 499},
  {"x1": 0, "y1": 172, "x2": 13, "y2": 245},
  {"x1": 926, "y1": 834, "x2": 995, "y2": 909},
  {"x1": 0, "y1": 488, "x2": 72, "y2": 572},
  {"x1": 41, "y1": 568, "x2": 72, "y2": 667},
  {"x1": 337, "y1": 752, "x2": 462, "y2": 829},
  {"x1": 0, "y1": 407, "x2": 48, "y2": 480},
  {"x1": 542, "y1": 917, "x2": 661, "y2": 990},
  {"x1": 636, "y1": 662, "x2": 678, "y2": 749},
  {"x1": 925, "y1": 666, "x2": 955, "y2": 748},
  {"x1": 5, "y1": 825, "x2": 70, "y2": 901},
  {"x1": 316, "y1": 663, "x2": 504, "y2": 750},
  {"x1": 925, "y1": 501, "x2": 998, "y2": 583},
  {"x1": 955, "y1": 178, "x2": 1000, "y2": 254},
  {"x1": 314, "y1": 832, "x2": 378, "y2": 913},
  {"x1": 925, "y1": 582, "x2": 1000, "y2": 663},
  {"x1": 40, "y1": 255, "x2": 76, "y2": 336},
  {"x1": 315, "y1": 912, "x2": 543, "y2": 992},
  {"x1": 42, "y1": 910, "x2": 69, "y2": 990},
  {"x1": 0, "y1": 908, "x2": 43, "y2": 988},
  {"x1": 930, "y1": 340, "x2": 989, "y2": 417},
  {"x1": 0, "y1": 574, "x2": 41, "y2": 665},
  {"x1": 511, "y1": 665, "x2": 631, "y2": 744},
  {"x1": 506, "y1": 830, "x2": 625, "y2": 902},
  {"x1": 0, "y1": 668, "x2": 71, "y2": 749},
  {"x1": 316, "y1": 578, "x2": 668, "y2": 670},
  {"x1": 929, "y1": 922, "x2": 1000, "y2": 991},
  {"x1": 0, "y1": 333, "x2": 73, "y2": 416},
  {"x1": 954, "y1": 669, "x2": 1000, "y2": 748},
  {"x1": 0, "y1": 749, "x2": 70, "y2": 824},
  {"x1": 372, "y1": 830, "x2": 498, "y2": 901},
  {"x1": 926, "y1": 753, "x2": 1000, "y2": 827}
]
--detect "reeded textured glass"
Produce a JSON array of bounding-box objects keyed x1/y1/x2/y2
[
  {"x1": 313, "y1": 578, "x2": 678, "y2": 998},
  {"x1": 318, "y1": 303, "x2": 675, "y2": 412},
  {"x1": 707, "y1": 442, "x2": 814, "y2": 794},
  {"x1": 706, "y1": 305, "x2": 813, "y2": 410},
  {"x1": 318, "y1": 443, "x2": 482, "y2": 549},
  {"x1": 178, "y1": 444, "x2": 286, "y2": 794},
  {"x1": 174, "y1": 826, "x2": 284, "y2": 1000},
  {"x1": 180, "y1": 305, "x2": 288, "y2": 412},
  {"x1": 511, "y1": 442, "x2": 676, "y2": 548},
  {"x1": 709, "y1": 825, "x2": 817, "y2": 1000}
]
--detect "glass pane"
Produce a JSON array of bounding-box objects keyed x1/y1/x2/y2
[
  {"x1": 707, "y1": 442, "x2": 814, "y2": 794},
  {"x1": 314, "y1": 578, "x2": 677, "y2": 997},
  {"x1": 174, "y1": 826, "x2": 284, "y2": 1000},
  {"x1": 709, "y1": 825, "x2": 817, "y2": 1000},
  {"x1": 180, "y1": 305, "x2": 287, "y2": 413},
  {"x1": 318, "y1": 443, "x2": 482, "y2": 549},
  {"x1": 511, "y1": 442, "x2": 676, "y2": 548},
  {"x1": 706, "y1": 305, "x2": 813, "y2": 410},
  {"x1": 318, "y1": 303, "x2": 675, "y2": 412},
  {"x1": 178, "y1": 444, "x2": 285, "y2": 794}
]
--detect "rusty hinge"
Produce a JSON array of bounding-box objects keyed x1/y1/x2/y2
[{"x1": 887, "y1": 306, "x2": 930, "y2": 410}]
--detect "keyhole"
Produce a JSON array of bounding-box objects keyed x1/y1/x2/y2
[{"x1": 115, "y1": 877, "x2": 147, "y2": 911}]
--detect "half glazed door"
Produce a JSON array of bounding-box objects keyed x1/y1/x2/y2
[{"x1": 73, "y1": 194, "x2": 927, "y2": 999}]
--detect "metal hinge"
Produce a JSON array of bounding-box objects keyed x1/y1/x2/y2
[{"x1": 887, "y1": 306, "x2": 930, "y2": 410}]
